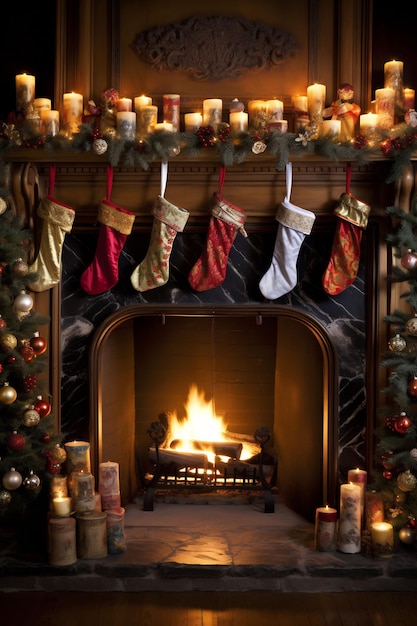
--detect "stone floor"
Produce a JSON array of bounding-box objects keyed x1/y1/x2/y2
[{"x1": 1, "y1": 496, "x2": 417, "y2": 593}]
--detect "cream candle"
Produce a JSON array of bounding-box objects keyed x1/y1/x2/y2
[
  {"x1": 138, "y1": 104, "x2": 158, "y2": 136},
  {"x1": 49, "y1": 475, "x2": 68, "y2": 500},
  {"x1": 41, "y1": 109, "x2": 60, "y2": 136},
  {"x1": 99, "y1": 461, "x2": 121, "y2": 510},
  {"x1": 371, "y1": 521, "x2": 394, "y2": 558},
  {"x1": 52, "y1": 496, "x2": 72, "y2": 517},
  {"x1": 404, "y1": 88, "x2": 415, "y2": 111},
  {"x1": 376, "y1": 87, "x2": 395, "y2": 129},
  {"x1": 315, "y1": 505, "x2": 338, "y2": 552},
  {"x1": 384, "y1": 59, "x2": 404, "y2": 116},
  {"x1": 184, "y1": 112, "x2": 202, "y2": 133},
  {"x1": 307, "y1": 83, "x2": 326, "y2": 124},
  {"x1": 266, "y1": 99, "x2": 283, "y2": 123},
  {"x1": 163, "y1": 94, "x2": 180, "y2": 131},
  {"x1": 72, "y1": 470, "x2": 96, "y2": 513},
  {"x1": 154, "y1": 121, "x2": 174, "y2": 131},
  {"x1": 134, "y1": 95, "x2": 152, "y2": 109},
  {"x1": 229, "y1": 111, "x2": 248, "y2": 133},
  {"x1": 116, "y1": 97, "x2": 132, "y2": 112},
  {"x1": 62, "y1": 92, "x2": 83, "y2": 135},
  {"x1": 338, "y1": 482, "x2": 362, "y2": 553},
  {"x1": 359, "y1": 112, "x2": 379, "y2": 134},
  {"x1": 248, "y1": 100, "x2": 267, "y2": 131},
  {"x1": 291, "y1": 94, "x2": 309, "y2": 130},
  {"x1": 15, "y1": 73, "x2": 35, "y2": 114},
  {"x1": 347, "y1": 468, "x2": 367, "y2": 516},
  {"x1": 203, "y1": 98, "x2": 222, "y2": 129},
  {"x1": 117, "y1": 111, "x2": 136, "y2": 139},
  {"x1": 34, "y1": 97, "x2": 51, "y2": 114},
  {"x1": 64, "y1": 440, "x2": 91, "y2": 476},
  {"x1": 320, "y1": 119, "x2": 341, "y2": 138},
  {"x1": 268, "y1": 120, "x2": 288, "y2": 134},
  {"x1": 48, "y1": 516, "x2": 77, "y2": 566}
]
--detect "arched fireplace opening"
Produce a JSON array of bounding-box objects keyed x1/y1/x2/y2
[{"x1": 88, "y1": 304, "x2": 339, "y2": 521}]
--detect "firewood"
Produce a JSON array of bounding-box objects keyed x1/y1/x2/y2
[
  {"x1": 170, "y1": 439, "x2": 243, "y2": 459},
  {"x1": 148, "y1": 446, "x2": 210, "y2": 468}
]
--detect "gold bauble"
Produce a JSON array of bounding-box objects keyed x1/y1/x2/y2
[
  {"x1": 0, "y1": 383, "x2": 17, "y2": 405},
  {"x1": 397, "y1": 469, "x2": 417, "y2": 492},
  {"x1": 22, "y1": 407, "x2": 41, "y2": 427},
  {"x1": 406, "y1": 316, "x2": 417, "y2": 336},
  {"x1": 0, "y1": 332, "x2": 18, "y2": 350}
]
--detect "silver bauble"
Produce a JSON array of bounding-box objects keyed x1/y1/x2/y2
[
  {"x1": 2, "y1": 468, "x2": 23, "y2": 490},
  {"x1": 24, "y1": 471, "x2": 41, "y2": 490},
  {"x1": 14, "y1": 291, "x2": 34, "y2": 312}
]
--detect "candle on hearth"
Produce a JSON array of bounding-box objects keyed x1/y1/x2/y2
[
  {"x1": 64, "y1": 440, "x2": 91, "y2": 476},
  {"x1": 248, "y1": 100, "x2": 267, "y2": 131},
  {"x1": 106, "y1": 506, "x2": 126, "y2": 554},
  {"x1": 72, "y1": 470, "x2": 96, "y2": 513},
  {"x1": 184, "y1": 112, "x2": 203, "y2": 133},
  {"x1": 371, "y1": 521, "x2": 394, "y2": 559},
  {"x1": 266, "y1": 98, "x2": 283, "y2": 124},
  {"x1": 15, "y1": 73, "x2": 35, "y2": 114},
  {"x1": 202, "y1": 98, "x2": 222, "y2": 129},
  {"x1": 41, "y1": 109, "x2": 60, "y2": 137},
  {"x1": 347, "y1": 468, "x2": 367, "y2": 516},
  {"x1": 229, "y1": 111, "x2": 248, "y2": 133},
  {"x1": 384, "y1": 59, "x2": 404, "y2": 116},
  {"x1": 375, "y1": 87, "x2": 395, "y2": 129},
  {"x1": 338, "y1": 482, "x2": 362, "y2": 553},
  {"x1": 365, "y1": 490, "x2": 384, "y2": 532},
  {"x1": 320, "y1": 119, "x2": 341, "y2": 139},
  {"x1": 134, "y1": 95, "x2": 152, "y2": 109},
  {"x1": 115, "y1": 97, "x2": 132, "y2": 112},
  {"x1": 99, "y1": 461, "x2": 121, "y2": 510},
  {"x1": 48, "y1": 516, "x2": 77, "y2": 566},
  {"x1": 404, "y1": 88, "x2": 415, "y2": 112},
  {"x1": 163, "y1": 94, "x2": 180, "y2": 132},
  {"x1": 49, "y1": 475, "x2": 68, "y2": 500},
  {"x1": 307, "y1": 83, "x2": 326, "y2": 125},
  {"x1": 138, "y1": 104, "x2": 158, "y2": 136},
  {"x1": 52, "y1": 496, "x2": 72, "y2": 517},
  {"x1": 315, "y1": 505, "x2": 338, "y2": 552},
  {"x1": 117, "y1": 111, "x2": 136, "y2": 139},
  {"x1": 76, "y1": 511, "x2": 108, "y2": 559},
  {"x1": 62, "y1": 92, "x2": 83, "y2": 135}
]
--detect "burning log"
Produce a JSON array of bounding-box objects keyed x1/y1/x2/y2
[
  {"x1": 148, "y1": 446, "x2": 211, "y2": 469},
  {"x1": 170, "y1": 439, "x2": 243, "y2": 460}
]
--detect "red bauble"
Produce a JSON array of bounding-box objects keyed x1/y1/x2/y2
[
  {"x1": 34, "y1": 396, "x2": 51, "y2": 417},
  {"x1": 408, "y1": 377, "x2": 417, "y2": 396},
  {"x1": 401, "y1": 249, "x2": 417, "y2": 270},
  {"x1": 0, "y1": 316, "x2": 7, "y2": 330},
  {"x1": 19, "y1": 343, "x2": 35, "y2": 362},
  {"x1": 42, "y1": 433, "x2": 51, "y2": 443},
  {"x1": 383, "y1": 470, "x2": 393, "y2": 479},
  {"x1": 394, "y1": 412, "x2": 413, "y2": 434},
  {"x1": 6, "y1": 431, "x2": 26, "y2": 452},
  {"x1": 30, "y1": 333, "x2": 47, "y2": 356}
]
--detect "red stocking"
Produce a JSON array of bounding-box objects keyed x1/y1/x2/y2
[
  {"x1": 80, "y1": 166, "x2": 135, "y2": 295},
  {"x1": 188, "y1": 166, "x2": 247, "y2": 292}
]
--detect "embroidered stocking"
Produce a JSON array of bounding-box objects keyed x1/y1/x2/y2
[
  {"x1": 80, "y1": 166, "x2": 135, "y2": 295},
  {"x1": 188, "y1": 166, "x2": 247, "y2": 292},
  {"x1": 29, "y1": 165, "x2": 75, "y2": 292},
  {"x1": 322, "y1": 165, "x2": 371, "y2": 296},
  {"x1": 130, "y1": 162, "x2": 189, "y2": 292},
  {"x1": 259, "y1": 162, "x2": 315, "y2": 300}
]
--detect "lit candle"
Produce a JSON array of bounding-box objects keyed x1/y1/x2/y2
[
  {"x1": 64, "y1": 440, "x2": 91, "y2": 476},
  {"x1": 320, "y1": 119, "x2": 341, "y2": 139},
  {"x1": 117, "y1": 111, "x2": 136, "y2": 139},
  {"x1": 371, "y1": 521, "x2": 394, "y2": 559},
  {"x1": 41, "y1": 109, "x2": 60, "y2": 136},
  {"x1": 365, "y1": 490, "x2": 384, "y2": 532},
  {"x1": 138, "y1": 104, "x2": 158, "y2": 136},
  {"x1": 184, "y1": 112, "x2": 202, "y2": 133},
  {"x1": 291, "y1": 95, "x2": 309, "y2": 130},
  {"x1": 34, "y1": 97, "x2": 51, "y2": 114},
  {"x1": 384, "y1": 59, "x2": 404, "y2": 116},
  {"x1": 229, "y1": 111, "x2": 248, "y2": 133},
  {"x1": 49, "y1": 475, "x2": 68, "y2": 500},
  {"x1": 163, "y1": 94, "x2": 181, "y2": 132},
  {"x1": 15, "y1": 73, "x2": 35, "y2": 114},
  {"x1": 266, "y1": 99, "x2": 283, "y2": 124},
  {"x1": 248, "y1": 100, "x2": 267, "y2": 131},
  {"x1": 375, "y1": 87, "x2": 395, "y2": 129},
  {"x1": 338, "y1": 482, "x2": 362, "y2": 554},
  {"x1": 134, "y1": 95, "x2": 152, "y2": 109},
  {"x1": 203, "y1": 98, "x2": 222, "y2": 129},
  {"x1": 404, "y1": 88, "x2": 415, "y2": 111},
  {"x1": 99, "y1": 461, "x2": 121, "y2": 510},
  {"x1": 62, "y1": 92, "x2": 83, "y2": 135},
  {"x1": 115, "y1": 97, "x2": 132, "y2": 112},
  {"x1": 359, "y1": 112, "x2": 379, "y2": 134},
  {"x1": 307, "y1": 83, "x2": 326, "y2": 124},
  {"x1": 52, "y1": 496, "x2": 72, "y2": 517},
  {"x1": 154, "y1": 121, "x2": 174, "y2": 132},
  {"x1": 347, "y1": 468, "x2": 367, "y2": 516},
  {"x1": 315, "y1": 505, "x2": 338, "y2": 552}
]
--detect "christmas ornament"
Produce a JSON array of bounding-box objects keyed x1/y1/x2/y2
[
  {"x1": 80, "y1": 167, "x2": 135, "y2": 295},
  {"x1": 0, "y1": 197, "x2": 7, "y2": 215},
  {"x1": 23, "y1": 374, "x2": 37, "y2": 392},
  {"x1": 388, "y1": 333, "x2": 406, "y2": 352},
  {"x1": 252, "y1": 140, "x2": 267, "y2": 154},
  {"x1": 29, "y1": 332, "x2": 47, "y2": 355},
  {"x1": 34, "y1": 396, "x2": 51, "y2": 417},
  {"x1": 93, "y1": 137, "x2": 108, "y2": 155},
  {"x1": 0, "y1": 315, "x2": 7, "y2": 330},
  {"x1": 12, "y1": 258, "x2": 29, "y2": 277},
  {"x1": 408, "y1": 376, "x2": 417, "y2": 396},
  {"x1": 0, "y1": 382, "x2": 17, "y2": 404},
  {"x1": 382, "y1": 470, "x2": 393, "y2": 479},
  {"x1": 13, "y1": 291, "x2": 33, "y2": 317},
  {"x1": 394, "y1": 412, "x2": 413, "y2": 434},
  {"x1": 406, "y1": 315, "x2": 417, "y2": 336},
  {"x1": 42, "y1": 433, "x2": 51, "y2": 443},
  {"x1": 6, "y1": 431, "x2": 26, "y2": 452},
  {"x1": 7, "y1": 355, "x2": 16, "y2": 364},
  {"x1": 397, "y1": 469, "x2": 417, "y2": 492},
  {"x1": 23, "y1": 471, "x2": 41, "y2": 490},
  {"x1": 401, "y1": 249, "x2": 417, "y2": 270},
  {"x1": 19, "y1": 342, "x2": 35, "y2": 362},
  {"x1": 399, "y1": 526, "x2": 416, "y2": 544},
  {"x1": 45, "y1": 452, "x2": 61, "y2": 474},
  {"x1": 2, "y1": 468, "x2": 23, "y2": 490},
  {"x1": 0, "y1": 489, "x2": 12, "y2": 505},
  {"x1": 51, "y1": 444, "x2": 67, "y2": 464},
  {"x1": 22, "y1": 406, "x2": 41, "y2": 427},
  {"x1": 0, "y1": 332, "x2": 18, "y2": 350},
  {"x1": 28, "y1": 167, "x2": 76, "y2": 292},
  {"x1": 410, "y1": 448, "x2": 417, "y2": 461}
]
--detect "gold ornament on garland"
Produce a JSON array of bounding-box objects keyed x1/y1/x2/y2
[
  {"x1": 12, "y1": 257, "x2": 29, "y2": 277},
  {"x1": 0, "y1": 382, "x2": 17, "y2": 405},
  {"x1": 397, "y1": 469, "x2": 417, "y2": 492},
  {"x1": 0, "y1": 332, "x2": 17, "y2": 350},
  {"x1": 22, "y1": 406, "x2": 41, "y2": 427},
  {"x1": 388, "y1": 333, "x2": 406, "y2": 352}
]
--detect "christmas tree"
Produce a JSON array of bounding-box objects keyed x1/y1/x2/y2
[
  {"x1": 372, "y1": 198, "x2": 417, "y2": 543},
  {"x1": 0, "y1": 160, "x2": 63, "y2": 524}
]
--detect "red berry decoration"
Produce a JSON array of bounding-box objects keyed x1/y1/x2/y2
[
  {"x1": 30, "y1": 332, "x2": 47, "y2": 356},
  {"x1": 23, "y1": 374, "x2": 37, "y2": 392},
  {"x1": 6, "y1": 431, "x2": 26, "y2": 452},
  {"x1": 34, "y1": 396, "x2": 51, "y2": 417},
  {"x1": 394, "y1": 412, "x2": 413, "y2": 434}
]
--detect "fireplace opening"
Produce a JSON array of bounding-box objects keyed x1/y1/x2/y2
[{"x1": 89, "y1": 304, "x2": 338, "y2": 521}]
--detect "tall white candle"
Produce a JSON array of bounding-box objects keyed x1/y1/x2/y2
[
  {"x1": 184, "y1": 112, "x2": 202, "y2": 133},
  {"x1": 203, "y1": 98, "x2": 222, "y2": 129},
  {"x1": 15, "y1": 73, "x2": 35, "y2": 114},
  {"x1": 62, "y1": 92, "x2": 83, "y2": 135},
  {"x1": 384, "y1": 59, "x2": 404, "y2": 115},
  {"x1": 163, "y1": 94, "x2": 180, "y2": 132},
  {"x1": 338, "y1": 482, "x2": 362, "y2": 553},
  {"x1": 117, "y1": 111, "x2": 136, "y2": 139},
  {"x1": 138, "y1": 104, "x2": 158, "y2": 136},
  {"x1": 307, "y1": 83, "x2": 326, "y2": 124},
  {"x1": 266, "y1": 99, "x2": 283, "y2": 123},
  {"x1": 248, "y1": 100, "x2": 267, "y2": 130},
  {"x1": 347, "y1": 468, "x2": 367, "y2": 517}
]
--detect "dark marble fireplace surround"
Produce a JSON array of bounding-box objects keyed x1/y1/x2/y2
[{"x1": 60, "y1": 210, "x2": 368, "y2": 514}]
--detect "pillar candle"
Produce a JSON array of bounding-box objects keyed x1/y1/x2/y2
[
  {"x1": 49, "y1": 475, "x2": 68, "y2": 500},
  {"x1": 62, "y1": 92, "x2": 83, "y2": 135},
  {"x1": 307, "y1": 83, "x2": 326, "y2": 124},
  {"x1": 338, "y1": 482, "x2": 362, "y2": 553},
  {"x1": 347, "y1": 468, "x2": 367, "y2": 516},
  {"x1": 315, "y1": 505, "x2": 338, "y2": 551},
  {"x1": 117, "y1": 111, "x2": 136, "y2": 139},
  {"x1": 72, "y1": 470, "x2": 96, "y2": 513},
  {"x1": 248, "y1": 100, "x2": 267, "y2": 131},
  {"x1": 320, "y1": 119, "x2": 341, "y2": 138},
  {"x1": 115, "y1": 97, "x2": 132, "y2": 112},
  {"x1": 41, "y1": 109, "x2": 60, "y2": 136},
  {"x1": 134, "y1": 95, "x2": 152, "y2": 109},
  {"x1": 203, "y1": 98, "x2": 222, "y2": 129},
  {"x1": 184, "y1": 112, "x2": 202, "y2": 133},
  {"x1": 52, "y1": 496, "x2": 72, "y2": 517},
  {"x1": 48, "y1": 516, "x2": 77, "y2": 566},
  {"x1": 15, "y1": 73, "x2": 35, "y2": 114},
  {"x1": 291, "y1": 95, "x2": 309, "y2": 130},
  {"x1": 359, "y1": 112, "x2": 379, "y2": 135},
  {"x1": 371, "y1": 522, "x2": 394, "y2": 559},
  {"x1": 163, "y1": 94, "x2": 180, "y2": 131},
  {"x1": 64, "y1": 440, "x2": 91, "y2": 475},
  {"x1": 229, "y1": 111, "x2": 248, "y2": 133},
  {"x1": 99, "y1": 461, "x2": 121, "y2": 510},
  {"x1": 106, "y1": 506, "x2": 126, "y2": 554},
  {"x1": 404, "y1": 88, "x2": 415, "y2": 112},
  {"x1": 34, "y1": 97, "x2": 51, "y2": 114},
  {"x1": 138, "y1": 104, "x2": 158, "y2": 136},
  {"x1": 76, "y1": 511, "x2": 108, "y2": 559},
  {"x1": 375, "y1": 87, "x2": 395, "y2": 129},
  {"x1": 266, "y1": 99, "x2": 283, "y2": 124},
  {"x1": 154, "y1": 122, "x2": 174, "y2": 131},
  {"x1": 365, "y1": 490, "x2": 385, "y2": 532},
  {"x1": 268, "y1": 120, "x2": 288, "y2": 134},
  {"x1": 384, "y1": 59, "x2": 404, "y2": 116}
]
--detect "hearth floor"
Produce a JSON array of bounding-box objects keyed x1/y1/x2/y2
[{"x1": 1, "y1": 496, "x2": 417, "y2": 593}]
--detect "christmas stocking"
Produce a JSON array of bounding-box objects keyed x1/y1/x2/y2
[
  {"x1": 188, "y1": 166, "x2": 247, "y2": 292},
  {"x1": 322, "y1": 165, "x2": 371, "y2": 295},
  {"x1": 80, "y1": 166, "x2": 135, "y2": 295},
  {"x1": 130, "y1": 162, "x2": 189, "y2": 291},
  {"x1": 29, "y1": 165, "x2": 76, "y2": 292},
  {"x1": 259, "y1": 162, "x2": 315, "y2": 300}
]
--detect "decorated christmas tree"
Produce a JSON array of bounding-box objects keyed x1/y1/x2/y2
[
  {"x1": 0, "y1": 161, "x2": 63, "y2": 524},
  {"x1": 372, "y1": 198, "x2": 417, "y2": 544}
]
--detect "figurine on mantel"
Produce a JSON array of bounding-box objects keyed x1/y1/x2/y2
[{"x1": 323, "y1": 83, "x2": 361, "y2": 142}]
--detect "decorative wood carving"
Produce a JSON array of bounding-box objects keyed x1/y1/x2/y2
[{"x1": 131, "y1": 15, "x2": 299, "y2": 81}]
